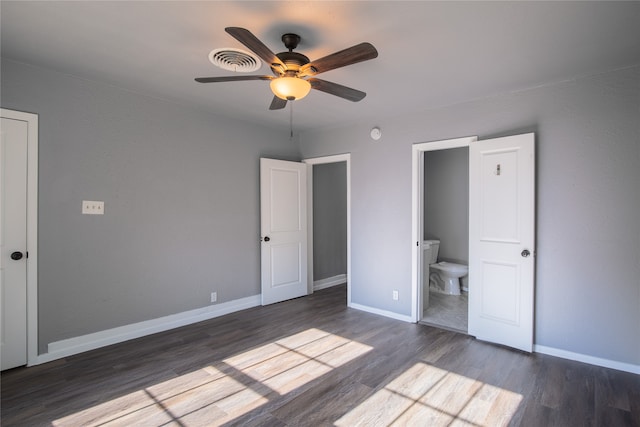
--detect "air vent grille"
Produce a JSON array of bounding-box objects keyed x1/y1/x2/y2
[{"x1": 208, "y1": 48, "x2": 261, "y2": 72}]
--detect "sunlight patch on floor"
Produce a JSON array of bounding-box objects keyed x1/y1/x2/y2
[
  {"x1": 224, "y1": 328, "x2": 373, "y2": 395},
  {"x1": 335, "y1": 362, "x2": 523, "y2": 427},
  {"x1": 53, "y1": 328, "x2": 372, "y2": 426},
  {"x1": 52, "y1": 367, "x2": 265, "y2": 426}
]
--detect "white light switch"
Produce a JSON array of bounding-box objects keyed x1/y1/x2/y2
[{"x1": 82, "y1": 200, "x2": 104, "y2": 215}]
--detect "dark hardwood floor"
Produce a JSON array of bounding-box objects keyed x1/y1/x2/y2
[{"x1": 2, "y1": 284, "x2": 639, "y2": 426}]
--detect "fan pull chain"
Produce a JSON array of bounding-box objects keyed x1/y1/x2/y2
[{"x1": 289, "y1": 101, "x2": 294, "y2": 140}]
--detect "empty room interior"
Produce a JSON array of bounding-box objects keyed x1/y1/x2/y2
[{"x1": 1, "y1": 1, "x2": 639, "y2": 426}]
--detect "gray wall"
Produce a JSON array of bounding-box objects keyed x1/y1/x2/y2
[
  {"x1": 1, "y1": 59, "x2": 300, "y2": 353},
  {"x1": 424, "y1": 148, "x2": 469, "y2": 264},
  {"x1": 299, "y1": 65, "x2": 640, "y2": 366},
  {"x1": 312, "y1": 162, "x2": 347, "y2": 281}
]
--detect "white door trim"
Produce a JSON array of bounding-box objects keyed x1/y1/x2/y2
[
  {"x1": 411, "y1": 136, "x2": 477, "y2": 322},
  {"x1": 303, "y1": 154, "x2": 351, "y2": 306},
  {"x1": 1, "y1": 108, "x2": 38, "y2": 366}
]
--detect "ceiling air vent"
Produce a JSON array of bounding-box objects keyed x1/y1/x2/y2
[{"x1": 208, "y1": 48, "x2": 261, "y2": 72}]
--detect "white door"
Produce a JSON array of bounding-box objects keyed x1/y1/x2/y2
[
  {"x1": 1, "y1": 117, "x2": 29, "y2": 370},
  {"x1": 260, "y1": 158, "x2": 308, "y2": 305},
  {"x1": 469, "y1": 133, "x2": 535, "y2": 352}
]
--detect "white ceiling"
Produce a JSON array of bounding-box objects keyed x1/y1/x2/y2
[{"x1": 2, "y1": 1, "x2": 640, "y2": 133}]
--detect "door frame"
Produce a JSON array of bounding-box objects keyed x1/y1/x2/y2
[
  {"x1": 303, "y1": 154, "x2": 351, "y2": 305},
  {"x1": 1, "y1": 108, "x2": 38, "y2": 366},
  {"x1": 411, "y1": 136, "x2": 477, "y2": 322}
]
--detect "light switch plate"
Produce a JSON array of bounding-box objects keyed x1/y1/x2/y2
[{"x1": 82, "y1": 200, "x2": 104, "y2": 215}]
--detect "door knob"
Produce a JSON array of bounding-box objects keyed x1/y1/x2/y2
[
  {"x1": 521, "y1": 249, "x2": 531, "y2": 258},
  {"x1": 263, "y1": 236, "x2": 270, "y2": 242},
  {"x1": 10, "y1": 251, "x2": 24, "y2": 261}
]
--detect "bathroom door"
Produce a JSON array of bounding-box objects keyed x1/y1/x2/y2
[{"x1": 468, "y1": 133, "x2": 535, "y2": 352}]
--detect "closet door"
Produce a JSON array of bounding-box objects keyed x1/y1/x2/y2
[
  {"x1": 260, "y1": 158, "x2": 308, "y2": 305},
  {"x1": 1, "y1": 116, "x2": 28, "y2": 370}
]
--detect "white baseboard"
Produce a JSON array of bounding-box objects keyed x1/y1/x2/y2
[
  {"x1": 349, "y1": 302, "x2": 414, "y2": 323},
  {"x1": 31, "y1": 292, "x2": 639, "y2": 376},
  {"x1": 534, "y1": 344, "x2": 640, "y2": 375},
  {"x1": 33, "y1": 294, "x2": 261, "y2": 366},
  {"x1": 314, "y1": 274, "x2": 347, "y2": 291},
  {"x1": 347, "y1": 300, "x2": 639, "y2": 374}
]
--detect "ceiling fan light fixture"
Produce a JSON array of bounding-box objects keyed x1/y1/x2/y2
[{"x1": 270, "y1": 76, "x2": 311, "y2": 101}]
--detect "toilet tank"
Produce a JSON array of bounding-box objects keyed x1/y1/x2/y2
[{"x1": 422, "y1": 240, "x2": 440, "y2": 264}]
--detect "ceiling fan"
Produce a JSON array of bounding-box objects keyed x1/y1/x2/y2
[{"x1": 195, "y1": 27, "x2": 378, "y2": 110}]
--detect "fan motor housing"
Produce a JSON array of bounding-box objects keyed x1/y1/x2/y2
[
  {"x1": 274, "y1": 51, "x2": 310, "y2": 70},
  {"x1": 270, "y1": 33, "x2": 310, "y2": 75}
]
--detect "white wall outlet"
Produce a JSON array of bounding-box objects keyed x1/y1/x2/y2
[
  {"x1": 210, "y1": 292, "x2": 217, "y2": 303},
  {"x1": 392, "y1": 290, "x2": 399, "y2": 301},
  {"x1": 82, "y1": 200, "x2": 104, "y2": 215}
]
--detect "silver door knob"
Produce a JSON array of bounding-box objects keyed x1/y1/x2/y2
[{"x1": 521, "y1": 249, "x2": 531, "y2": 257}]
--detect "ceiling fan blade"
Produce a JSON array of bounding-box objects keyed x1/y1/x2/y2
[
  {"x1": 225, "y1": 27, "x2": 285, "y2": 68},
  {"x1": 308, "y1": 78, "x2": 366, "y2": 102},
  {"x1": 195, "y1": 76, "x2": 272, "y2": 83},
  {"x1": 300, "y1": 42, "x2": 378, "y2": 76},
  {"x1": 269, "y1": 96, "x2": 287, "y2": 110}
]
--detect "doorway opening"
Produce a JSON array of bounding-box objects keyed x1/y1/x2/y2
[
  {"x1": 411, "y1": 136, "x2": 477, "y2": 330},
  {"x1": 304, "y1": 154, "x2": 351, "y2": 305},
  {"x1": 421, "y1": 147, "x2": 469, "y2": 332}
]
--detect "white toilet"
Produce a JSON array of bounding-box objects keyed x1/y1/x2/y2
[{"x1": 423, "y1": 240, "x2": 468, "y2": 295}]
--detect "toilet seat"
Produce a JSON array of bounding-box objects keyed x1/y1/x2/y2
[{"x1": 430, "y1": 261, "x2": 468, "y2": 275}]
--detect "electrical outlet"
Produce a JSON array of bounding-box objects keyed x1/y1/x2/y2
[
  {"x1": 392, "y1": 290, "x2": 399, "y2": 301},
  {"x1": 82, "y1": 200, "x2": 104, "y2": 215},
  {"x1": 210, "y1": 292, "x2": 217, "y2": 303}
]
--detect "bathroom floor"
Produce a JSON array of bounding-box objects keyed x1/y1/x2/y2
[{"x1": 421, "y1": 291, "x2": 468, "y2": 333}]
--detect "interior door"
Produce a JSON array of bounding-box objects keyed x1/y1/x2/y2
[
  {"x1": 1, "y1": 117, "x2": 29, "y2": 370},
  {"x1": 468, "y1": 133, "x2": 535, "y2": 352},
  {"x1": 260, "y1": 158, "x2": 308, "y2": 305}
]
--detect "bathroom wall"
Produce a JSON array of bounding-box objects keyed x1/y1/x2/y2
[
  {"x1": 424, "y1": 147, "x2": 469, "y2": 264},
  {"x1": 312, "y1": 162, "x2": 347, "y2": 281}
]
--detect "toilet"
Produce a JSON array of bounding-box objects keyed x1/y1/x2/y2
[
  {"x1": 430, "y1": 262, "x2": 469, "y2": 295},
  {"x1": 423, "y1": 240, "x2": 468, "y2": 295}
]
